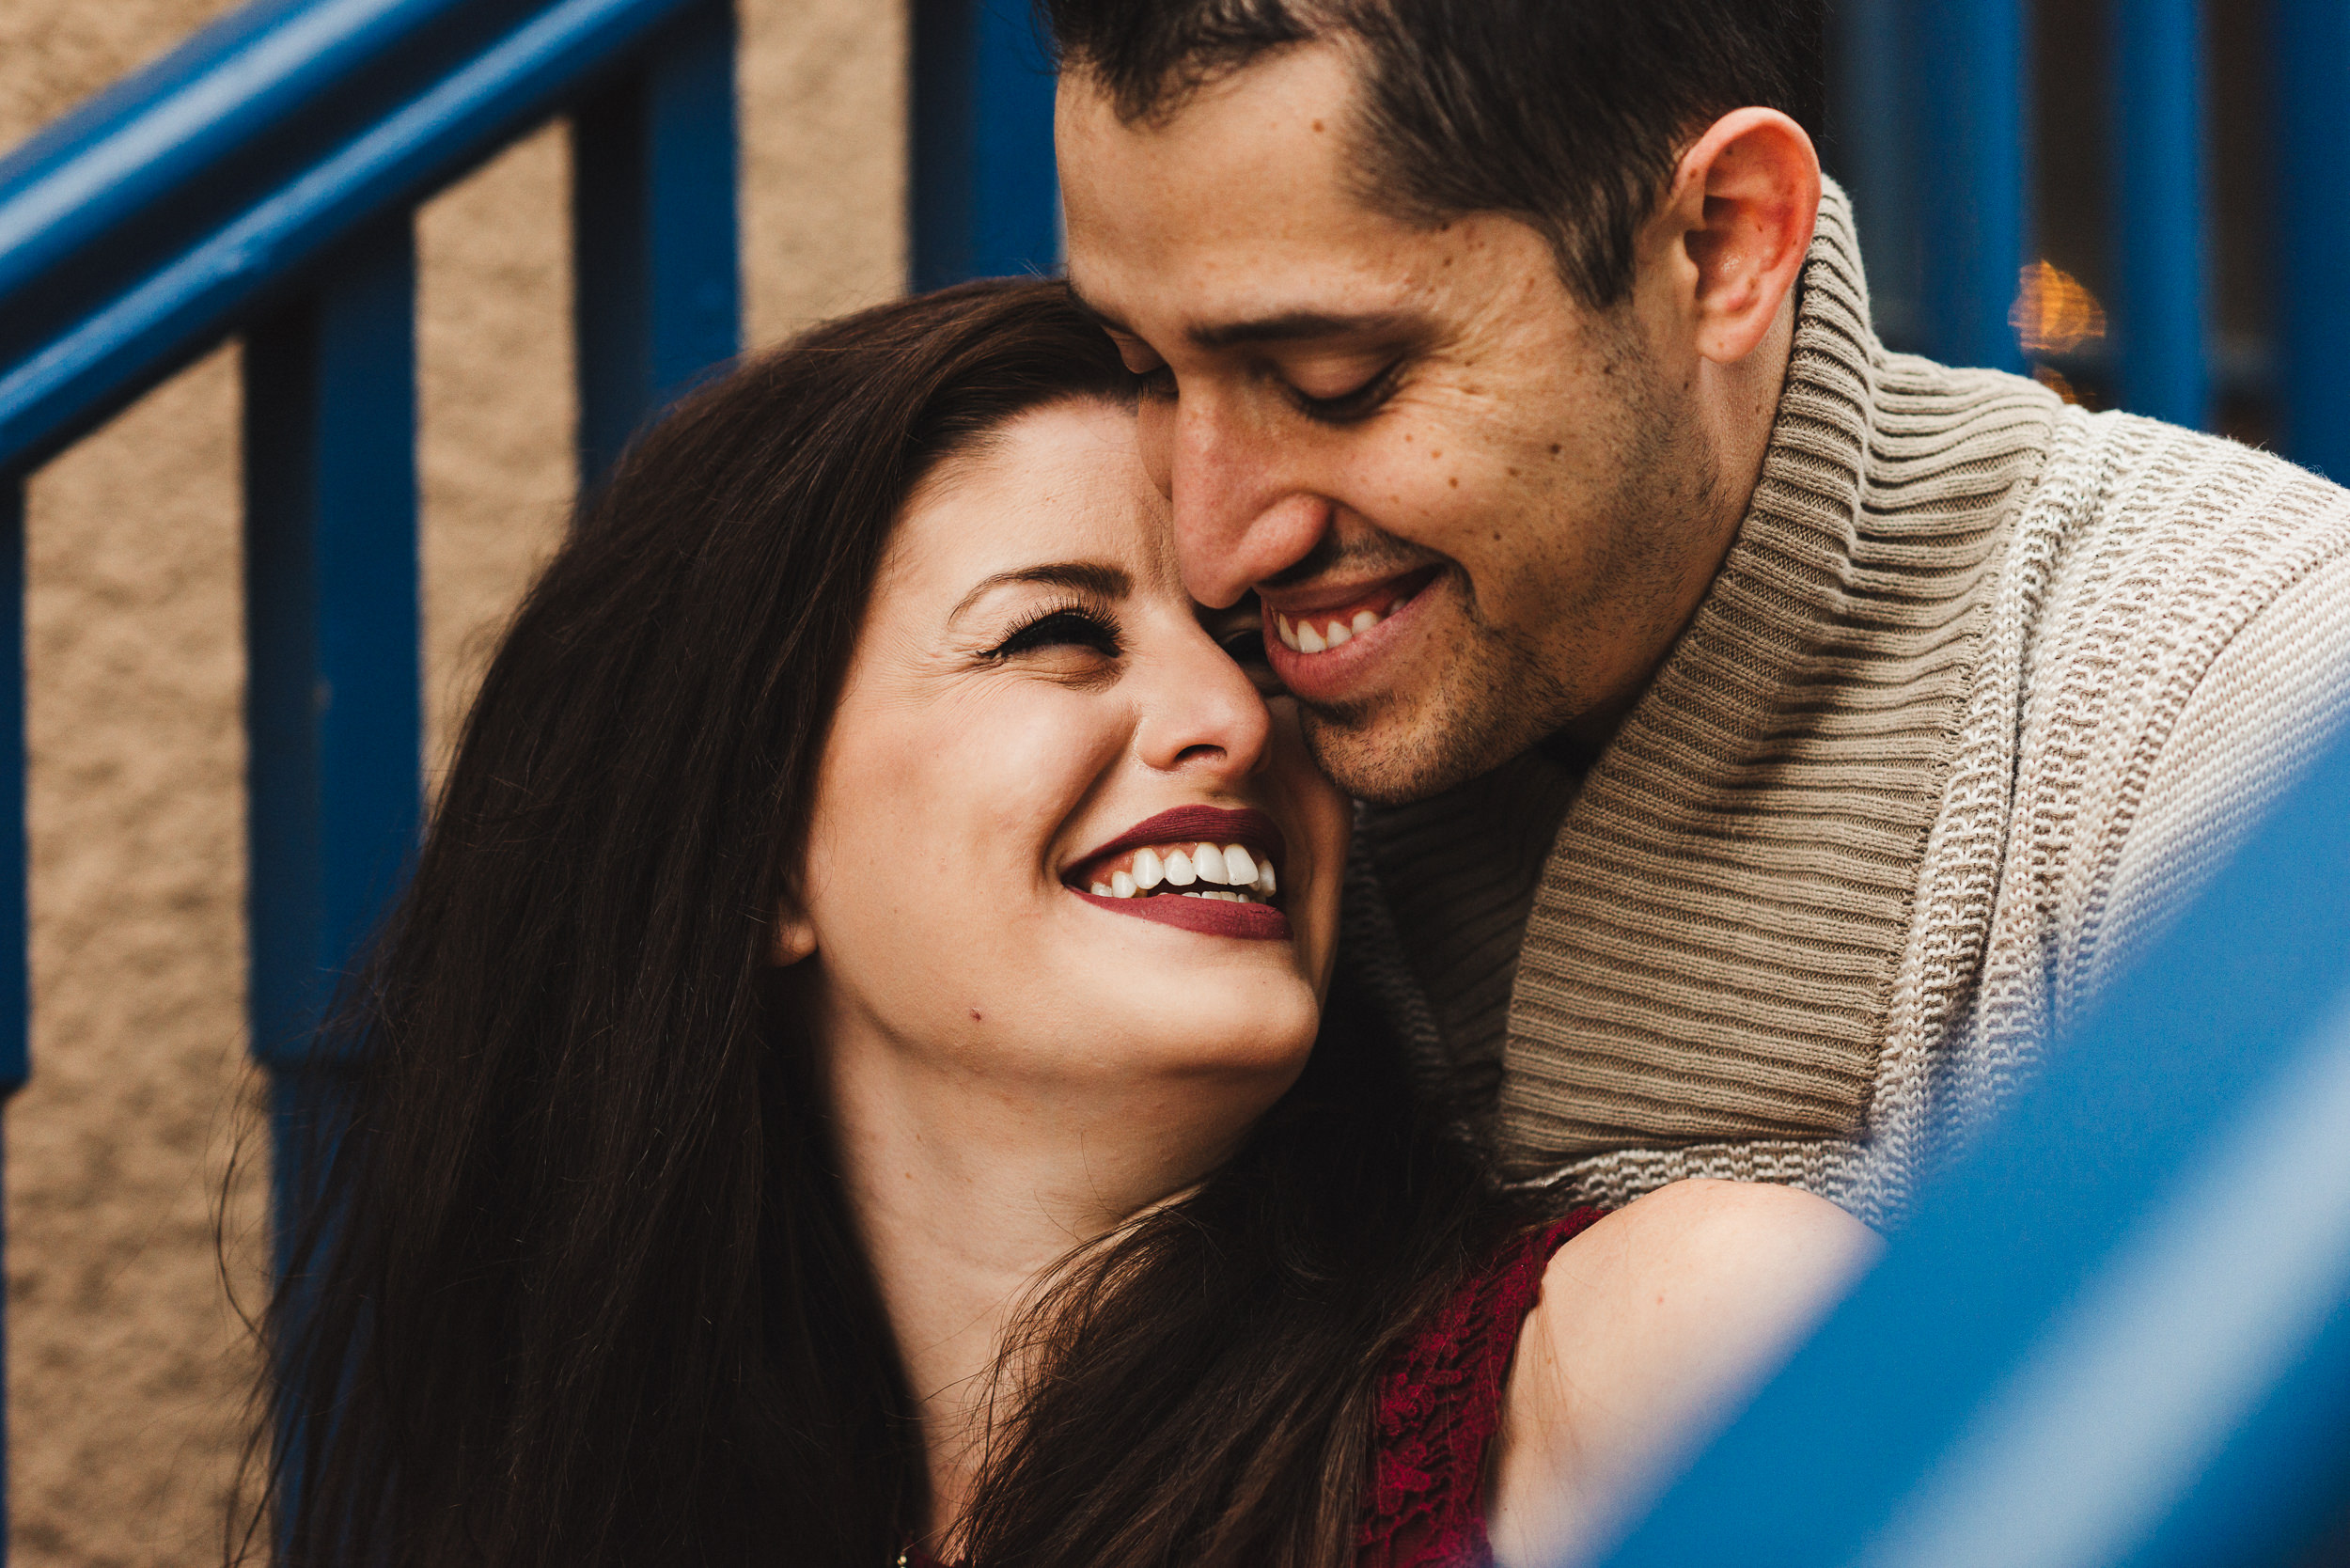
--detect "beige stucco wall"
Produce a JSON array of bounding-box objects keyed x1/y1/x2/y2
[{"x1": 0, "y1": 2, "x2": 906, "y2": 1560}]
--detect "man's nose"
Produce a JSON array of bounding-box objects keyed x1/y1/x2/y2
[{"x1": 1164, "y1": 399, "x2": 1333, "y2": 608}]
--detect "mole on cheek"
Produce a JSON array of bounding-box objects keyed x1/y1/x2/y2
[{"x1": 969, "y1": 1008, "x2": 983, "y2": 1022}]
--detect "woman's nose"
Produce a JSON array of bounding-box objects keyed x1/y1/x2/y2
[{"x1": 1132, "y1": 625, "x2": 1275, "y2": 780}]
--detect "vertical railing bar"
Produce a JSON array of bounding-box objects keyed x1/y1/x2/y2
[
  {"x1": 2275, "y1": 0, "x2": 2350, "y2": 481},
  {"x1": 0, "y1": 471, "x2": 25, "y2": 1567},
  {"x1": 910, "y1": 0, "x2": 1061, "y2": 290},
  {"x1": 243, "y1": 213, "x2": 421, "y2": 1276},
  {"x1": 572, "y1": 0, "x2": 740, "y2": 492},
  {"x1": 1912, "y1": 0, "x2": 2029, "y2": 374},
  {"x1": 2112, "y1": 0, "x2": 2209, "y2": 430},
  {"x1": 1827, "y1": 0, "x2": 1922, "y2": 353}
]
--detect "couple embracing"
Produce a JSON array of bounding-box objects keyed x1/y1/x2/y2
[{"x1": 250, "y1": 3, "x2": 2350, "y2": 1566}]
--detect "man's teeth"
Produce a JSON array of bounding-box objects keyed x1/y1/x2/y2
[
  {"x1": 1275, "y1": 604, "x2": 1389, "y2": 653},
  {"x1": 1084, "y1": 842, "x2": 1279, "y2": 902}
]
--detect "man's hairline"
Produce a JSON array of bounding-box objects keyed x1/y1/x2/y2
[{"x1": 1059, "y1": 43, "x2": 1654, "y2": 320}]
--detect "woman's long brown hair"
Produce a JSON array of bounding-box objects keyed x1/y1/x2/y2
[{"x1": 243, "y1": 279, "x2": 1522, "y2": 1568}]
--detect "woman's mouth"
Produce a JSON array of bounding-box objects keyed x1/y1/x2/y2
[
  {"x1": 1081, "y1": 840, "x2": 1277, "y2": 903},
  {"x1": 1065, "y1": 807, "x2": 1292, "y2": 941}
]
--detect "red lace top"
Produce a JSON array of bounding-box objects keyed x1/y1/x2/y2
[
  {"x1": 903, "y1": 1207, "x2": 1606, "y2": 1568},
  {"x1": 1355, "y1": 1208, "x2": 1606, "y2": 1567}
]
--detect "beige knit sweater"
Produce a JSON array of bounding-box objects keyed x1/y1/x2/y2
[{"x1": 1343, "y1": 180, "x2": 2350, "y2": 1228}]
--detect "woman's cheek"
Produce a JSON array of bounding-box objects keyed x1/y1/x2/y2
[{"x1": 1265, "y1": 705, "x2": 1351, "y2": 987}]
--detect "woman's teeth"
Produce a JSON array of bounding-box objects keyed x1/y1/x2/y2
[
  {"x1": 1275, "y1": 605, "x2": 1386, "y2": 653},
  {"x1": 1085, "y1": 841, "x2": 1278, "y2": 902}
]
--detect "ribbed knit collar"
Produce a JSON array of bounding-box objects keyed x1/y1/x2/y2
[{"x1": 1493, "y1": 180, "x2": 2059, "y2": 1174}]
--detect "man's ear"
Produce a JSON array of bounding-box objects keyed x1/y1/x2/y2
[
  {"x1": 772, "y1": 894, "x2": 817, "y2": 966},
  {"x1": 1653, "y1": 107, "x2": 1822, "y2": 366}
]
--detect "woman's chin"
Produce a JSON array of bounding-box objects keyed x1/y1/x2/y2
[{"x1": 1067, "y1": 978, "x2": 1323, "y2": 1083}]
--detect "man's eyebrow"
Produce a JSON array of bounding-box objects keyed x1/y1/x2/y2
[
  {"x1": 1066, "y1": 282, "x2": 1409, "y2": 354},
  {"x1": 1186, "y1": 310, "x2": 1412, "y2": 352},
  {"x1": 951, "y1": 562, "x2": 1132, "y2": 620}
]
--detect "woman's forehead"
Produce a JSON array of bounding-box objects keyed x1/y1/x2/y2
[{"x1": 886, "y1": 401, "x2": 1176, "y2": 604}]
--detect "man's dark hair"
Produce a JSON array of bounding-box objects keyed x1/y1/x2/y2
[{"x1": 1041, "y1": 0, "x2": 1822, "y2": 307}]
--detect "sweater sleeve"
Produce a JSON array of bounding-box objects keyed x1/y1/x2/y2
[{"x1": 2082, "y1": 537, "x2": 2350, "y2": 1004}]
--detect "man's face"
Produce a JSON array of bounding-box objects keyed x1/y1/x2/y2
[{"x1": 1058, "y1": 42, "x2": 1732, "y2": 805}]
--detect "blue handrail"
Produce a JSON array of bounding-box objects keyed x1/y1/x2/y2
[
  {"x1": 0, "y1": 0, "x2": 747, "y2": 1549},
  {"x1": 1595, "y1": 719, "x2": 2350, "y2": 1566},
  {"x1": 0, "y1": 0, "x2": 735, "y2": 476},
  {"x1": 7, "y1": 0, "x2": 2344, "y2": 1561}
]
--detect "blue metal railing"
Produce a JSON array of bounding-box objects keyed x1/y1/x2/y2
[
  {"x1": 0, "y1": 0, "x2": 1056, "y2": 1545},
  {"x1": 911, "y1": 0, "x2": 1061, "y2": 290},
  {"x1": 1600, "y1": 723, "x2": 2350, "y2": 1566},
  {"x1": 0, "y1": 0, "x2": 751, "y2": 1545},
  {"x1": 8, "y1": 0, "x2": 2347, "y2": 1560},
  {"x1": 2276, "y1": 2, "x2": 2350, "y2": 483},
  {"x1": 1830, "y1": 0, "x2": 2284, "y2": 456}
]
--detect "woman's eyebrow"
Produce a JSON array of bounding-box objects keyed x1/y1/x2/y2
[{"x1": 950, "y1": 561, "x2": 1132, "y2": 619}]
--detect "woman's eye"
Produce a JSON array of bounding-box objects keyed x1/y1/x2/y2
[{"x1": 992, "y1": 607, "x2": 1121, "y2": 660}]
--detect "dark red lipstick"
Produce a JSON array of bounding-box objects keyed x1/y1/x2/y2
[
  {"x1": 1073, "y1": 805, "x2": 1286, "y2": 876},
  {"x1": 1065, "y1": 805, "x2": 1292, "y2": 942},
  {"x1": 1073, "y1": 887, "x2": 1292, "y2": 941}
]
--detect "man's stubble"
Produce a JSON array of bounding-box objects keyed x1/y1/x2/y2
[{"x1": 1297, "y1": 337, "x2": 1728, "y2": 808}]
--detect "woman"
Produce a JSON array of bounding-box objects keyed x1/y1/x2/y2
[{"x1": 250, "y1": 280, "x2": 1872, "y2": 1568}]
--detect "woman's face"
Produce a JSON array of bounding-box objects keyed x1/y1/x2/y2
[{"x1": 791, "y1": 399, "x2": 1350, "y2": 1098}]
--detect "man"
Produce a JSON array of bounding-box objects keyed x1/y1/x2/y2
[{"x1": 1045, "y1": 0, "x2": 2350, "y2": 1225}]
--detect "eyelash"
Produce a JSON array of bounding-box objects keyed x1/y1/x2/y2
[
  {"x1": 1293, "y1": 359, "x2": 1404, "y2": 425},
  {"x1": 990, "y1": 603, "x2": 1123, "y2": 660}
]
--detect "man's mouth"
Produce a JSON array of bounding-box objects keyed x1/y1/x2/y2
[
  {"x1": 1261, "y1": 565, "x2": 1442, "y2": 656},
  {"x1": 1064, "y1": 806, "x2": 1291, "y2": 941}
]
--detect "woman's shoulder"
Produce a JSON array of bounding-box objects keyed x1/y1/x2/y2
[{"x1": 1486, "y1": 1180, "x2": 1881, "y2": 1565}]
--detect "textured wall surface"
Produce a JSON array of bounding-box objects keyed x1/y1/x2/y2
[{"x1": 0, "y1": 1, "x2": 906, "y2": 1560}]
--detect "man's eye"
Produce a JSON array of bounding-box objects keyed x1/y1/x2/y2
[
  {"x1": 1292, "y1": 359, "x2": 1402, "y2": 425},
  {"x1": 992, "y1": 607, "x2": 1121, "y2": 659},
  {"x1": 1208, "y1": 599, "x2": 1282, "y2": 695},
  {"x1": 1133, "y1": 363, "x2": 1177, "y2": 402},
  {"x1": 1216, "y1": 622, "x2": 1269, "y2": 666}
]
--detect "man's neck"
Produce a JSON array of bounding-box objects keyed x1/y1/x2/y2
[
  {"x1": 822, "y1": 1020, "x2": 1277, "y2": 1547},
  {"x1": 1561, "y1": 294, "x2": 1796, "y2": 757}
]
